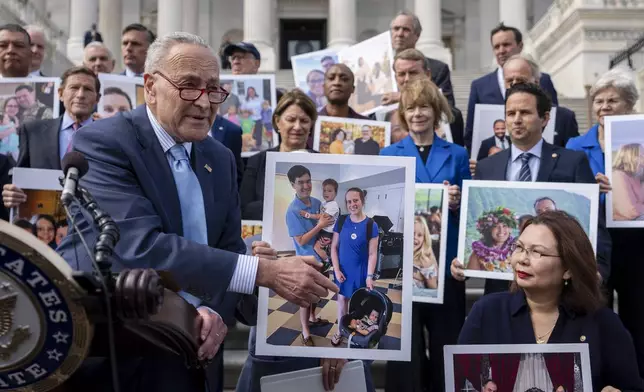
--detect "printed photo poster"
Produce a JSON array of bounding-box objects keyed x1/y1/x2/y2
[
  {"x1": 338, "y1": 32, "x2": 397, "y2": 116},
  {"x1": 219, "y1": 74, "x2": 278, "y2": 157},
  {"x1": 604, "y1": 114, "x2": 644, "y2": 228},
  {"x1": 471, "y1": 104, "x2": 557, "y2": 161},
  {"x1": 0, "y1": 77, "x2": 60, "y2": 161},
  {"x1": 291, "y1": 49, "x2": 339, "y2": 112},
  {"x1": 458, "y1": 180, "x2": 599, "y2": 280},
  {"x1": 257, "y1": 152, "x2": 415, "y2": 361},
  {"x1": 444, "y1": 344, "x2": 593, "y2": 392},
  {"x1": 413, "y1": 184, "x2": 448, "y2": 304},
  {"x1": 374, "y1": 104, "x2": 453, "y2": 144},
  {"x1": 96, "y1": 73, "x2": 143, "y2": 119},
  {"x1": 314, "y1": 116, "x2": 390, "y2": 155},
  {"x1": 10, "y1": 168, "x2": 69, "y2": 248}
]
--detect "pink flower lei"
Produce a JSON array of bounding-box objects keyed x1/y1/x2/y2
[{"x1": 471, "y1": 236, "x2": 516, "y2": 264}]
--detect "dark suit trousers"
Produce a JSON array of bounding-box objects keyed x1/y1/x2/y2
[
  {"x1": 609, "y1": 228, "x2": 644, "y2": 378},
  {"x1": 61, "y1": 354, "x2": 205, "y2": 392},
  {"x1": 385, "y1": 277, "x2": 466, "y2": 392}
]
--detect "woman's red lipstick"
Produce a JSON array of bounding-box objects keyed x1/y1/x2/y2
[{"x1": 517, "y1": 271, "x2": 532, "y2": 279}]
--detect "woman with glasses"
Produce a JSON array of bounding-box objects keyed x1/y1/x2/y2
[{"x1": 457, "y1": 211, "x2": 643, "y2": 391}]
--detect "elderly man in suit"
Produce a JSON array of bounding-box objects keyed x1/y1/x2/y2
[
  {"x1": 382, "y1": 10, "x2": 455, "y2": 107},
  {"x1": 0, "y1": 24, "x2": 32, "y2": 78},
  {"x1": 2, "y1": 66, "x2": 100, "y2": 207},
  {"x1": 465, "y1": 23, "x2": 560, "y2": 151},
  {"x1": 83, "y1": 41, "x2": 116, "y2": 74},
  {"x1": 455, "y1": 82, "x2": 611, "y2": 296},
  {"x1": 54, "y1": 32, "x2": 338, "y2": 391},
  {"x1": 24, "y1": 25, "x2": 46, "y2": 76}
]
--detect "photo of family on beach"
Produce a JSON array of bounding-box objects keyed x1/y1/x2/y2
[
  {"x1": 256, "y1": 152, "x2": 414, "y2": 361},
  {"x1": 412, "y1": 184, "x2": 448, "y2": 304},
  {"x1": 605, "y1": 114, "x2": 644, "y2": 228},
  {"x1": 458, "y1": 181, "x2": 599, "y2": 280},
  {"x1": 314, "y1": 116, "x2": 390, "y2": 156}
]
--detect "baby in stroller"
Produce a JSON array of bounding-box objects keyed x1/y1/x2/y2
[{"x1": 348, "y1": 309, "x2": 380, "y2": 335}]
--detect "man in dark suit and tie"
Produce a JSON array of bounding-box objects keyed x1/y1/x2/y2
[
  {"x1": 385, "y1": 10, "x2": 455, "y2": 107},
  {"x1": 120, "y1": 23, "x2": 155, "y2": 77},
  {"x1": 83, "y1": 23, "x2": 103, "y2": 47},
  {"x1": 2, "y1": 66, "x2": 101, "y2": 208},
  {"x1": 55, "y1": 32, "x2": 337, "y2": 391},
  {"x1": 465, "y1": 23, "x2": 560, "y2": 151},
  {"x1": 477, "y1": 119, "x2": 510, "y2": 161},
  {"x1": 465, "y1": 83, "x2": 611, "y2": 295}
]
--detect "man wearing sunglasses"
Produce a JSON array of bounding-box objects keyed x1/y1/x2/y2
[{"x1": 57, "y1": 32, "x2": 338, "y2": 392}]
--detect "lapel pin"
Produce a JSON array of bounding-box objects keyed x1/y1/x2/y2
[
  {"x1": 204, "y1": 164, "x2": 212, "y2": 173},
  {"x1": 219, "y1": 126, "x2": 224, "y2": 130},
  {"x1": 552, "y1": 153, "x2": 558, "y2": 158}
]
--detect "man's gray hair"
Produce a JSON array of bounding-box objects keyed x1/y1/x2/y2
[
  {"x1": 144, "y1": 32, "x2": 215, "y2": 74},
  {"x1": 392, "y1": 9, "x2": 422, "y2": 36},
  {"x1": 590, "y1": 67, "x2": 640, "y2": 111},
  {"x1": 23, "y1": 24, "x2": 46, "y2": 37},
  {"x1": 504, "y1": 53, "x2": 541, "y2": 82},
  {"x1": 84, "y1": 41, "x2": 113, "y2": 60}
]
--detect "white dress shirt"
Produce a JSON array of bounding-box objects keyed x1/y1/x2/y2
[
  {"x1": 506, "y1": 138, "x2": 543, "y2": 182},
  {"x1": 497, "y1": 67, "x2": 506, "y2": 99},
  {"x1": 125, "y1": 67, "x2": 143, "y2": 78},
  {"x1": 495, "y1": 135, "x2": 509, "y2": 150},
  {"x1": 146, "y1": 106, "x2": 259, "y2": 296}
]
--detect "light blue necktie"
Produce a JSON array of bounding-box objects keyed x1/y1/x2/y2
[
  {"x1": 167, "y1": 144, "x2": 208, "y2": 307},
  {"x1": 517, "y1": 152, "x2": 533, "y2": 182}
]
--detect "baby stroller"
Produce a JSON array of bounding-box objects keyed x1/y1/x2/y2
[{"x1": 338, "y1": 288, "x2": 393, "y2": 349}]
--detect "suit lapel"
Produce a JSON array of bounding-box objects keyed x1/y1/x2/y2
[
  {"x1": 426, "y1": 135, "x2": 450, "y2": 182},
  {"x1": 484, "y1": 72, "x2": 504, "y2": 103},
  {"x1": 46, "y1": 118, "x2": 63, "y2": 170},
  {"x1": 537, "y1": 142, "x2": 558, "y2": 182},
  {"x1": 489, "y1": 149, "x2": 511, "y2": 180},
  {"x1": 132, "y1": 106, "x2": 184, "y2": 235},
  {"x1": 193, "y1": 142, "x2": 216, "y2": 246}
]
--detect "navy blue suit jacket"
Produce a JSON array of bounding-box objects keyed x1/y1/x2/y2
[
  {"x1": 477, "y1": 135, "x2": 511, "y2": 161},
  {"x1": 211, "y1": 115, "x2": 243, "y2": 188},
  {"x1": 459, "y1": 291, "x2": 644, "y2": 391},
  {"x1": 475, "y1": 141, "x2": 612, "y2": 288},
  {"x1": 465, "y1": 71, "x2": 559, "y2": 150},
  {"x1": 57, "y1": 106, "x2": 247, "y2": 305},
  {"x1": 380, "y1": 134, "x2": 471, "y2": 268}
]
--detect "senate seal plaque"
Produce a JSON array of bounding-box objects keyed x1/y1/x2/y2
[{"x1": 0, "y1": 220, "x2": 92, "y2": 391}]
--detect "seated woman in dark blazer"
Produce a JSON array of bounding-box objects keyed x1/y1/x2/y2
[
  {"x1": 239, "y1": 90, "x2": 317, "y2": 220},
  {"x1": 457, "y1": 210, "x2": 643, "y2": 391}
]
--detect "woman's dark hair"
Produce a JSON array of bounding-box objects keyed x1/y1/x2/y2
[
  {"x1": 35, "y1": 214, "x2": 57, "y2": 229},
  {"x1": 104, "y1": 87, "x2": 133, "y2": 110},
  {"x1": 345, "y1": 187, "x2": 365, "y2": 204},
  {"x1": 331, "y1": 128, "x2": 345, "y2": 141},
  {"x1": 13, "y1": 218, "x2": 34, "y2": 234},
  {"x1": 510, "y1": 210, "x2": 604, "y2": 315}
]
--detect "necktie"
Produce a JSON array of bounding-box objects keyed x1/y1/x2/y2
[
  {"x1": 66, "y1": 122, "x2": 79, "y2": 152},
  {"x1": 167, "y1": 145, "x2": 208, "y2": 245},
  {"x1": 517, "y1": 152, "x2": 533, "y2": 182}
]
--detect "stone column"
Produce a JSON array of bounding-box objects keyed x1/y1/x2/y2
[
  {"x1": 157, "y1": 0, "x2": 183, "y2": 38},
  {"x1": 415, "y1": 0, "x2": 452, "y2": 69},
  {"x1": 99, "y1": 0, "x2": 122, "y2": 68},
  {"x1": 243, "y1": 0, "x2": 276, "y2": 72},
  {"x1": 480, "y1": 0, "x2": 500, "y2": 69},
  {"x1": 327, "y1": 0, "x2": 356, "y2": 50},
  {"x1": 198, "y1": 0, "x2": 211, "y2": 44},
  {"x1": 67, "y1": 0, "x2": 99, "y2": 65},
  {"x1": 499, "y1": 0, "x2": 527, "y2": 35},
  {"x1": 182, "y1": 0, "x2": 199, "y2": 35},
  {"x1": 122, "y1": 0, "x2": 142, "y2": 28}
]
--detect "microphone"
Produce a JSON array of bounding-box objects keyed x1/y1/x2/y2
[{"x1": 61, "y1": 151, "x2": 90, "y2": 206}]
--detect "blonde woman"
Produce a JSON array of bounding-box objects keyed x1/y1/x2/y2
[
  {"x1": 612, "y1": 143, "x2": 644, "y2": 220},
  {"x1": 413, "y1": 216, "x2": 438, "y2": 289}
]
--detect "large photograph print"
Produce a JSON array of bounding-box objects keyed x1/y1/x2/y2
[
  {"x1": 412, "y1": 184, "x2": 448, "y2": 304},
  {"x1": 604, "y1": 114, "x2": 644, "y2": 228},
  {"x1": 471, "y1": 104, "x2": 557, "y2": 161},
  {"x1": 444, "y1": 344, "x2": 593, "y2": 392},
  {"x1": 291, "y1": 48, "x2": 339, "y2": 112},
  {"x1": 97, "y1": 73, "x2": 144, "y2": 118},
  {"x1": 458, "y1": 180, "x2": 599, "y2": 280},
  {"x1": 257, "y1": 152, "x2": 414, "y2": 361},
  {"x1": 219, "y1": 74, "x2": 278, "y2": 156},
  {"x1": 313, "y1": 116, "x2": 391, "y2": 155},
  {"x1": 338, "y1": 32, "x2": 397, "y2": 116}
]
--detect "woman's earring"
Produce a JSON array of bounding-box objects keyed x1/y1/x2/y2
[{"x1": 564, "y1": 279, "x2": 570, "y2": 286}]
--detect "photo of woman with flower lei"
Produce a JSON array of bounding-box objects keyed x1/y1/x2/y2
[
  {"x1": 457, "y1": 180, "x2": 600, "y2": 281},
  {"x1": 467, "y1": 207, "x2": 518, "y2": 274}
]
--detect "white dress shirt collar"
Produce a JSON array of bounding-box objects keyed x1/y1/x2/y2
[
  {"x1": 497, "y1": 67, "x2": 505, "y2": 99},
  {"x1": 125, "y1": 67, "x2": 143, "y2": 78},
  {"x1": 510, "y1": 138, "x2": 543, "y2": 163},
  {"x1": 146, "y1": 106, "x2": 192, "y2": 155}
]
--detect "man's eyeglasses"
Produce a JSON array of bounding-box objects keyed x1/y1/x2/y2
[
  {"x1": 509, "y1": 242, "x2": 560, "y2": 259},
  {"x1": 154, "y1": 71, "x2": 229, "y2": 104}
]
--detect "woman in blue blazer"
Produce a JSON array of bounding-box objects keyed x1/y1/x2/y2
[
  {"x1": 565, "y1": 68, "x2": 644, "y2": 378},
  {"x1": 381, "y1": 77, "x2": 471, "y2": 392}
]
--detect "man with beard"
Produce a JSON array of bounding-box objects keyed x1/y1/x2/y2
[{"x1": 0, "y1": 24, "x2": 32, "y2": 78}]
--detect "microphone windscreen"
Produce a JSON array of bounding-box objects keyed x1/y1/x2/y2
[{"x1": 61, "y1": 151, "x2": 89, "y2": 177}]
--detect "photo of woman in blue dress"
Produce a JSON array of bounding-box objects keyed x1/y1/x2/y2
[{"x1": 329, "y1": 187, "x2": 379, "y2": 346}]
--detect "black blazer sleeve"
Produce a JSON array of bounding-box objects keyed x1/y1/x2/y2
[
  {"x1": 15, "y1": 123, "x2": 30, "y2": 169},
  {"x1": 429, "y1": 59, "x2": 456, "y2": 107},
  {"x1": 240, "y1": 151, "x2": 266, "y2": 220},
  {"x1": 450, "y1": 107, "x2": 465, "y2": 147},
  {"x1": 0, "y1": 155, "x2": 12, "y2": 221},
  {"x1": 223, "y1": 127, "x2": 244, "y2": 188}
]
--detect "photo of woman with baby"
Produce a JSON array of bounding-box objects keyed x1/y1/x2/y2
[
  {"x1": 218, "y1": 75, "x2": 277, "y2": 156},
  {"x1": 257, "y1": 152, "x2": 414, "y2": 361},
  {"x1": 458, "y1": 180, "x2": 599, "y2": 280}
]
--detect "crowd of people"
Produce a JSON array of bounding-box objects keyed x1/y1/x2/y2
[{"x1": 0, "y1": 4, "x2": 643, "y2": 392}]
